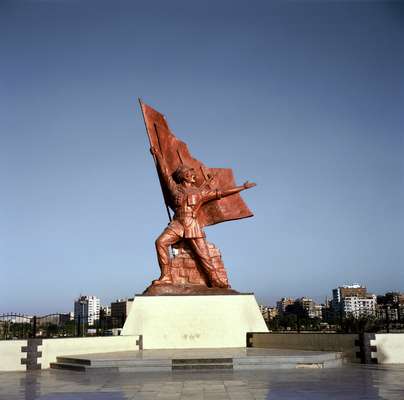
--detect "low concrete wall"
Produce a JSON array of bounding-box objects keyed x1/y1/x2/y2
[
  {"x1": 372, "y1": 334, "x2": 404, "y2": 364},
  {"x1": 0, "y1": 336, "x2": 140, "y2": 371},
  {"x1": 0, "y1": 340, "x2": 27, "y2": 372},
  {"x1": 248, "y1": 333, "x2": 360, "y2": 362},
  {"x1": 39, "y1": 335, "x2": 140, "y2": 369}
]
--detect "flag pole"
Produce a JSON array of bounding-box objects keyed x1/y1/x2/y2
[{"x1": 138, "y1": 98, "x2": 172, "y2": 222}]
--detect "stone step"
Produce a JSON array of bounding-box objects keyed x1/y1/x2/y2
[
  {"x1": 57, "y1": 356, "x2": 171, "y2": 367},
  {"x1": 49, "y1": 349, "x2": 344, "y2": 372},
  {"x1": 56, "y1": 357, "x2": 91, "y2": 365},
  {"x1": 51, "y1": 356, "x2": 173, "y2": 372},
  {"x1": 50, "y1": 362, "x2": 86, "y2": 372},
  {"x1": 172, "y1": 358, "x2": 232, "y2": 365},
  {"x1": 233, "y1": 355, "x2": 343, "y2": 370},
  {"x1": 234, "y1": 352, "x2": 342, "y2": 364},
  {"x1": 173, "y1": 364, "x2": 233, "y2": 370},
  {"x1": 172, "y1": 358, "x2": 233, "y2": 370}
]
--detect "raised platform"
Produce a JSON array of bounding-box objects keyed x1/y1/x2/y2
[
  {"x1": 50, "y1": 348, "x2": 344, "y2": 372},
  {"x1": 121, "y1": 294, "x2": 268, "y2": 349}
]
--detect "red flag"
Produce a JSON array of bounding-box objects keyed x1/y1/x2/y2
[{"x1": 139, "y1": 100, "x2": 253, "y2": 227}]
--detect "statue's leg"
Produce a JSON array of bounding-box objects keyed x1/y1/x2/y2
[
  {"x1": 188, "y1": 238, "x2": 228, "y2": 288},
  {"x1": 154, "y1": 228, "x2": 181, "y2": 285}
]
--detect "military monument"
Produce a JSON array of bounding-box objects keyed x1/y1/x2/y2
[{"x1": 122, "y1": 101, "x2": 268, "y2": 348}]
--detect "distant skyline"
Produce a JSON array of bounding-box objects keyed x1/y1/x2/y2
[{"x1": 1, "y1": 0, "x2": 403, "y2": 313}]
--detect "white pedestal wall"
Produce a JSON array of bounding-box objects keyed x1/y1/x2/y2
[{"x1": 121, "y1": 294, "x2": 268, "y2": 349}]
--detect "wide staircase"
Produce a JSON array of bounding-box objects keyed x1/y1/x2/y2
[{"x1": 50, "y1": 348, "x2": 344, "y2": 372}]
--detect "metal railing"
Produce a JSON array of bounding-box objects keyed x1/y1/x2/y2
[
  {"x1": 264, "y1": 305, "x2": 404, "y2": 334},
  {"x1": 0, "y1": 312, "x2": 126, "y2": 340}
]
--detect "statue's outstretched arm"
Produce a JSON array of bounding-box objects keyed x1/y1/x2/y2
[{"x1": 221, "y1": 181, "x2": 256, "y2": 198}]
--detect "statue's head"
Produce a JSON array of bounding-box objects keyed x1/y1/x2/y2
[{"x1": 173, "y1": 165, "x2": 196, "y2": 184}]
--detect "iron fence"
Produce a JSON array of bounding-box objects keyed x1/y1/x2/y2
[
  {"x1": 265, "y1": 305, "x2": 404, "y2": 334},
  {"x1": 0, "y1": 312, "x2": 126, "y2": 340},
  {"x1": 3, "y1": 305, "x2": 403, "y2": 340}
]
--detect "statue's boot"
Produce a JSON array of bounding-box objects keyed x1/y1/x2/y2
[
  {"x1": 152, "y1": 265, "x2": 173, "y2": 285},
  {"x1": 209, "y1": 271, "x2": 228, "y2": 289}
]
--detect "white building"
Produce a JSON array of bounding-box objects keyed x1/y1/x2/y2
[
  {"x1": 342, "y1": 295, "x2": 377, "y2": 318},
  {"x1": 74, "y1": 295, "x2": 101, "y2": 325},
  {"x1": 332, "y1": 284, "x2": 367, "y2": 309},
  {"x1": 332, "y1": 284, "x2": 376, "y2": 318},
  {"x1": 313, "y1": 304, "x2": 324, "y2": 319}
]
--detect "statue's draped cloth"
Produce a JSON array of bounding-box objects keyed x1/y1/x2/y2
[{"x1": 140, "y1": 101, "x2": 253, "y2": 227}]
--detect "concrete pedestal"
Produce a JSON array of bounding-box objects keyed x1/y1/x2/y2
[{"x1": 121, "y1": 294, "x2": 268, "y2": 349}]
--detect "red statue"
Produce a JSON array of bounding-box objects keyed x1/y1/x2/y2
[{"x1": 139, "y1": 100, "x2": 256, "y2": 295}]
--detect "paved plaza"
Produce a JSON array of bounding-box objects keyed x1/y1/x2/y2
[{"x1": 1, "y1": 365, "x2": 404, "y2": 400}]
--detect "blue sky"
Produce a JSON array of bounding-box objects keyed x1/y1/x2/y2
[{"x1": 1, "y1": 0, "x2": 403, "y2": 313}]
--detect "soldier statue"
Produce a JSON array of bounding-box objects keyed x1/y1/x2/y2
[{"x1": 151, "y1": 147, "x2": 256, "y2": 288}]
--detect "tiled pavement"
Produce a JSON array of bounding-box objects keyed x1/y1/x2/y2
[{"x1": 1, "y1": 365, "x2": 404, "y2": 400}]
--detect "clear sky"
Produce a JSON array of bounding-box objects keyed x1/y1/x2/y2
[{"x1": 1, "y1": 0, "x2": 403, "y2": 314}]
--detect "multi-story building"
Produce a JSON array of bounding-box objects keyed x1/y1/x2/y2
[
  {"x1": 332, "y1": 284, "x2": 376, "y2": 318},
  {"x1": 342, "y1": 295, "x2": 376, "y2": 318},
  {"x1": 376, "y1": 292, "x2": 404, "y2": 322},
  {"x1": 332, "y1": 284, "x2": 367, "y2": 308},
  {"x1": 101, "y1": 306, "x2": 111, "y2": 317},
  {"x1": 313, "y1": 304, "x2": 324, "y2": 320},
  {"x1": 268, "y1": 307, "x2": 278, "y2": 320},
  {"x1": 111, "y1": 298, "x2": 134, "y2": 327},
  {"x1": 376, "y1": 305, "x2": 399, "y2": 321},
  {"x1": 399, "y1": 294, "x2": 404, "y2": 318},
  {"x1": 299, "y1": 297, "x2": 315, "y2": 318},
  {"x1": 74, "y1": 295, "x2": 100, "y2": 325},
  {"x1": 400, "y1": 303, "x2": 404, "y2": 321},
  {"x1": 259, "y1": 305, "x2": 278, "y2": 321},
  {"x1": 293, "y1": 298, "x2": 323, "y2": 319},
  {"x1": 276, "y1": 298, "x2": 294, "y2": 316},
  {"x1": 321, "y1": 298, "x2": 333, "y2": 321}
]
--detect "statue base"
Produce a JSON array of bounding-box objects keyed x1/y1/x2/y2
[
  {"x1": 121, "y1": 294, "x2": 268, "y2": 349},
  {"x1": 143, "y1": 283, "x2": 239, "y2": 296}
]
